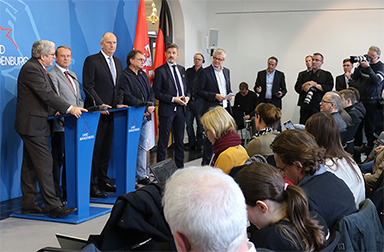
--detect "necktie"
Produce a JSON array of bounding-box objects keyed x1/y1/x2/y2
[
  {"x1": 108, "y1": 57, "x2": 116, "y2": 85},
  {"x1": 64, "y1": 71, "x2": 76, "y2": 94},
  {"x1": 172, "y1": 65, "x2": 183, "y2": 97}
]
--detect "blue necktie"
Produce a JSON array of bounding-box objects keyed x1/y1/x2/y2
[
  {"x1": 108, "y1": 57, "x2": 116, "y2": 85},
  {"x1": 172, "y1": 65, "x2": 183, "y2": 97}
]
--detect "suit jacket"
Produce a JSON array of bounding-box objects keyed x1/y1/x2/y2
[
  {"x1": 254, "y1": 69, "x2": 287, "y2": 109},
  {"x1": 83, "y1": 51, "x2": 123, "y2": 108},
  {"x1": 336, "y1": 73, "x2": 356, "y2": 91},
  {"x1": 48, "y1": 65, "x2": 84, "y2": 131},
  {"x1": 196, "y1": 65, "x2": 232, "y2": 114},
  {"x1": 153, "y1": 63, "x2": 189, "y2": 117},
  {"x1": 15, "y1": 58, "x2": 70, "y2": 136},
  {"x1": 118, "y1": 67, "x2": 155, "y2": 120}
]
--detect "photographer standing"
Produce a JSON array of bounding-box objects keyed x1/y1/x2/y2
[
  {"x1": 295, "y1": 53, "x2": 334, "y2": 124},
  {"x1": 351, "y1": 46, "x2": 384, "y2": 154}
]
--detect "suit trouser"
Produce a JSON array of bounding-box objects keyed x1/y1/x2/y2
[
  {"x1": 362, "y1": 100, "x2": 380, "y2": 147},
  {"x1": 157, "y1": 106, "x2": 185, "y2": 168},
  {"x1": 299, "y1": 105, "x2": 320, "y2": 125},
  {"x1": 91, "y1": 114, "x2": 114, "y2": 186},
  {"x1": 20, "y1": 134, "x2": 62, "y2": 211},
  {"x1": 51, "y1": 131, "x2": 66, "y2": 198}
]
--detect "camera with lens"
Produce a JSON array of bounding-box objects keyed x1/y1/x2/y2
[
  {"x1": 350, "y1": 54, "x2": 370, "y2": 63},
  {"x1": 304, "y1": 87, "x2": 317, "y2": 104}
]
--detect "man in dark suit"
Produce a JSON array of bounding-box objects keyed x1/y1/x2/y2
[
  {"x1": 196, "y1": 48, "x2": 233, "y2": 165},
  {"x1": 15, "y1": 40, "x2": 85, "y2": 218},
  {"x1": 117, "y1": 49, "x2": 155, "y2": 185},
  {"x1": 83, "y1": 32, "x2": 123, "y2": 197},
  {"x1": 254, "y1": 56, "x2": 287, "y2": 109},
  {"x1": 336, "y1": 58, "x2": 356, "y2": 91},
  {"x1": 153, "y1": 43, "x2": 189, "y2": 168},
  {"x1": 48, "y1": 45, "x2": 84, "y2": 201}
]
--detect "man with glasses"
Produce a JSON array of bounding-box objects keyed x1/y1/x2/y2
[
  {"x1": 117, "y1": 49, "x2": 155, "y2": 185},
  {"x1": 351, "y1": 46, "x2": 384, "y2": 154},
  {"x1": 196, "y1": 48, "x2": 233, "y2": 165},
  {"x1": 185, "y1": 53, "x2": 205, "y2": 151},
  {"x1": 15, "y1": 40, "x2": 85, "y2": 217},
  {"x1": 320, "y1": 91, "x2": 347, "y2": 133},
  {"x1": 295, "y1": 53, "x2": 334, "y2": 124}
]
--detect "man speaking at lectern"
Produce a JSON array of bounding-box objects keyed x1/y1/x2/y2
[{"x1": 15, "y1": 40, "x2": 85, "y2": 218}]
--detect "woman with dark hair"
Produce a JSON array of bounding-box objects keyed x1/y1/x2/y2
[
  {"x1": 235, "y1": 162, "x2": 326, "y2": 251},
  {"x1": 201, "y1": 106, "x2": 249, "y2": 174},
  {"x1": 270, "y1": 129, "x2": 356, "y2": 230},
  {"x1": 305, "y1": 112, "x2": 365, "y2": 207},
  {"x1": 246, "y1": 103, "x2": 281, "y2": 158}
]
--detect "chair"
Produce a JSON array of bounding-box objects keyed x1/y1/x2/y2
[
  {"x1": 333, "y1": 199, "x2": 384, "y2": 252},
  {"x1": 232, "y1": 106, "x2": 252, "y2": 145}
]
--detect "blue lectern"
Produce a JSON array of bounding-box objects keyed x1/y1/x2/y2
[
  {"x1": 11, "y1": 112, "x2": 111, "y2": 224},
  {"x1": 90, "y1": 106, "x2": 145, "y2": 204}
]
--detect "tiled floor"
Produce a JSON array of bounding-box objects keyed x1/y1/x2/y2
[{"x1": 0, "y1": 146, "x2": 203, "y2": 221}]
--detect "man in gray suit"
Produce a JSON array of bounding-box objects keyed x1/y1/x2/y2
[
  {"x1": 48, "y1": 46, "x2": 84, "y2": 201},
  {"x1": 15, "y1": 40, "x2": 85, "y2": 218}
]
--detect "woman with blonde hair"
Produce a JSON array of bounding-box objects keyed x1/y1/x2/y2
[{"x1": 201, "y1": 106, "x2": 249, "y2": 174}]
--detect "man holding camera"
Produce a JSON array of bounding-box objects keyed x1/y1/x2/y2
[
  {"x1": 351, "y1": 46, "x2": 384, "y2": 154},
  {"x1": 295, "y1": 53, "x2": 334, "y2": 124}
]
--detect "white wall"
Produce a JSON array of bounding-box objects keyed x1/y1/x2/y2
[{"x1": 176, "y1": 0, "x2": 384, "y2": 124}]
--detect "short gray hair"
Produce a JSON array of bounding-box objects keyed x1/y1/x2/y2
[
  {"x1": 163, "y1": 166, "x2": 248, "y2": 252},
  {"x1": 213, "y1": 48, "x2": 226, "y2": 59},
  {"x1": 326, "y1": 91, "x2": 342, "y2": 111},
  {"x1": 32, "y1": 40, "x2": 55, "y2": 59}
]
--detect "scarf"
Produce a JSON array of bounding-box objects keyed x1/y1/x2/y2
[
  {"x1": 211, "y1": 130, "x2": 241, "y2": 166},
  {"x1": 253, "y1": 127, "x2": 274, "y2": 137}
]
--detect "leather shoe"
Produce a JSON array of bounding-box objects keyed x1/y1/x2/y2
[
  {"x1": 49, "y1": 206, "x2": 77, "y2": 218},
  {"x1": 90, "y1": 186, "x2": 107, "y2": 198},
  {"x1": 354, "y1": 145, "x2": 372, "y2": 154},
  {"x1": 22, "y1": 205, "x2": 46, "y2": 214},
  {"x1": 99, "y1": 182, "x2": 116, "y2": 192}
]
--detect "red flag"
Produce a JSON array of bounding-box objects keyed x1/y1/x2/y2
[
  {"x1": 152, "y1": 0, "x2": 168, "y2": 70},
  {"x1": 133, "y1": 0, "x2": 156, "y2": 143},
  {"x1": 134, "y1": 0, "x2": 153, "y2": 82}
]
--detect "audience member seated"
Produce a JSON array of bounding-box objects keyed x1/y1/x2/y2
[
  {"x1": 347, "y1": 87, "x2": 366, "y2": 163},
  {"x1": 364, "y1": 146, "x2": 384, "y2": 189},
  {"x1": 234, "y1": 81, "x2": 258, "y2": 123},
  {"x1": 339, "y1": 89, "x2": 364, "y2": 154},
  {"x1": 246, "y1": 103, "x2": 281, "y2": 159},
  {"x1": 305, "y1": 112, "x2": 365, "y2": 208},
  {"x1": 163, "y1": 166, "x2": 256, "y2": 252},
  {"x1": 235, "y1": 162, "x2": 327, "y2": 252},
  {"x1": 319, "y1": 91, "x2": 349, "y2": 136},
  {"x1": 270, "y1": 129, "x2": 357, "y2": 230},
  {"x1": 201, "y1": 106, "x2": 249, "y2": 174}
]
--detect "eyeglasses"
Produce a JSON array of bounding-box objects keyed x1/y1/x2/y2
[
  {"x1": 213, "y1": 56, "x2": 224, "y2": 62},
  {"x1": 320, "y1": 99, "x2": 333, "y2": 104},
  {"x1": 277, "y1": 164, "x2": 288, "y2": 172},
  {"x1": 203, "y1": 130, "x2": 210, "y2": 137},
  {"x1": 135, "y1": 58, "x2": 145, "y2": 62}
]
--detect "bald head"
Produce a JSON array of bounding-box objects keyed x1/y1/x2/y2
[{"x1": 100, "y1": 32, "x2": 117, "y2": 57}]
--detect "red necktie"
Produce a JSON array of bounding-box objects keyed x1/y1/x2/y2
[{"x1": 64, "y1": 71, "x2": 76, "y2": 93}]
